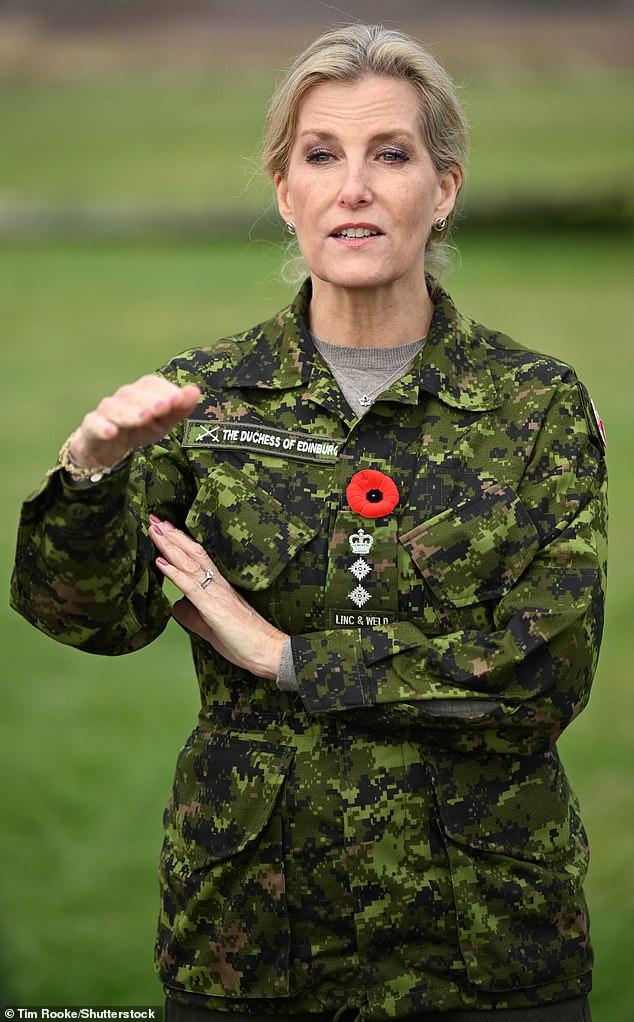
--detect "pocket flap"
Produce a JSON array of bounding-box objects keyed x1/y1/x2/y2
[
  {"x1": 399, "y1": 482, "x2": 540, "y2": 608},
  {"x1": 186, "y1": 462, "x2": 319, "y2": 590},
  {"x1": 427, "y1": 750, "x2": 592, "y2": 991},
  {"x1": 166, "y1": 732, "x2": 294, "y2": 869}
]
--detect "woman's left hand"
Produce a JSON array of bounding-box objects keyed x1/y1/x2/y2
[{"x1": 148, "y1": 518, "x2": 288, "y2": 681}]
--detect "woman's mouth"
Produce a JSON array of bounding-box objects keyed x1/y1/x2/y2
[{"x1": 332, "y1": 227, "x2": 382, "y2": 239}]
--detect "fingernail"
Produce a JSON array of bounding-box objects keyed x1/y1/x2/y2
[
  {"x1": 156, "y1": 557, "x2": 169, "y2": 566},
  {"x1": 149, "y1": 514, "x2": 161, "y2": 524},
  {"x1": 151, "y1": 523, "x2": 163, "y2": 536}
]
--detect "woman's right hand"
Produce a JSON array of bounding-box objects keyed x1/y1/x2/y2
[{"x1": 69, "y1": 375, "x2": 201, "y2": 468}]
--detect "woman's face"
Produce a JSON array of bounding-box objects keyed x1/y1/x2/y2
[{"x1": 275, "y1": 76, "x2": 461, "y2": 296}]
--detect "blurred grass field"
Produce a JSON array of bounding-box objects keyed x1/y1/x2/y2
[
  {"x1": 1, "y1": 56, "x2": 633, "y2": 1020},
  {"x1": 0, "y1": 71, "x2": 632, "y2": 208}
]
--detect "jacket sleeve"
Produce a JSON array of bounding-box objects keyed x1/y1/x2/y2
[
  {"x1": 291, "y1": 377, "x2": 608, "y2": 755},
  {"x1": 10, "y1": 432, "x2": 195, "y2": 655}
]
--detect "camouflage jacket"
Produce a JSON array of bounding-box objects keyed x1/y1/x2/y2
[{"x1": 11, "y1": 279, "x2": 607, "y2": 1019}]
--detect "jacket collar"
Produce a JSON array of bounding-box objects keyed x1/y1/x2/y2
[
  {"x1": 420, "y1": 277, "x2": 501, "y2": 411},
  {"x1": 222, "y1": 280, "x2": 314, "y2": 392},
  {"x1": 223, "y1": 277, "x2": 501, "y2": 413}
]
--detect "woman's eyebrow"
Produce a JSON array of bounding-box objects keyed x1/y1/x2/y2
[{"x1": 296, "y1": 130, "x2": 338, "y2": 143}]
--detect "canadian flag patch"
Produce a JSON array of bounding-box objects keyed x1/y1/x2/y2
[{"x1": 591, "y1": 399, "x2": 607, "y2": 447}]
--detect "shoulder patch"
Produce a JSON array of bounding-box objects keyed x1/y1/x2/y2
[
  {"x1": 590, "y1": 399, "x2": 607, "y2": 448},
  {"x1": 577, "y1": 381, "x2": 607, "y2": 451}
]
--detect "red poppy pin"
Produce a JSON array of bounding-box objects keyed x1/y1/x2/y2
[{"x1": 346, "y1": 469, "x2": 399, "y2": 518}]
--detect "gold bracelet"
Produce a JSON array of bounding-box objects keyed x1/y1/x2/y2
[{"x1": 56, "y1": 431, "x2": 132, "y2": 483}]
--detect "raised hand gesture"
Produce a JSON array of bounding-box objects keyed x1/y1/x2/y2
[{"x1": 68, "y1": 375, "x2": 201, "y2": 469}]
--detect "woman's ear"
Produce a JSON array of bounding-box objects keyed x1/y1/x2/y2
[
  {"x1": 274, "y1": 172, "x2": 293, "y2": 224},
  {"x1": 435, "y1": 164, "x2": 463, "y2": 222}
]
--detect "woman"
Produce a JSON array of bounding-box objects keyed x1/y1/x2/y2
[{"x1": 11, "y1": 23, "x2": 605, "y2": 1022}]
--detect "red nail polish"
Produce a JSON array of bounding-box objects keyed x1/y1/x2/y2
[
  {"x1": 157, "y1": 557, "x2": 169, "y2": 566},
  {"x1": 151, "y1": 523, "x2": 163, "y2": 536}
]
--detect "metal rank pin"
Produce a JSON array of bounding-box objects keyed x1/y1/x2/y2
[
  {"x1": 349, "y1": 558, "x2": 371, "y2": 582},
  {"x1": 349, "y1": 585, "x2": 372, "y2": 608},
  {"x1": 347, "y1": 528, "x2": 373, "y2": 608},
  {"x1": 349, "y1": 529, "x2": 373, "y2": 555}
]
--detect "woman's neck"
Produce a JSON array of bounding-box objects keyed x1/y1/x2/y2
[{"x1": 307, "y1": 276, "x2": 434, "y2": 348}]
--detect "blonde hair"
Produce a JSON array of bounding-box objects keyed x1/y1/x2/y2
[{"x1": 263, "y1": 23, "x2": 468, "y2": 279}]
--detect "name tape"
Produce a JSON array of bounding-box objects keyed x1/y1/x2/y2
[
  {"x1": 328, "y1": 609, "x2": 397, "y2": 628},
  {"x1": 183, "y1": 420, "x2": 344, "y2": 463}
]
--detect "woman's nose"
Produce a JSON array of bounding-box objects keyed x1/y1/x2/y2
[{"x1": 338, "y1": 161, "x2": 372, "y2": 208}]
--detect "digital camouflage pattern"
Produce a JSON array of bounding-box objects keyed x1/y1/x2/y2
[{"x1": 11, "y1": 279, "x2": 607, "y2": 1019}]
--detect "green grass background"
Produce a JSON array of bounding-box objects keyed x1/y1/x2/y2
[
  {"x1": 1, "y1": 62, "x2": 633, "y2": 1019},
  {"x1": 1, "y1": 71, "x2": 631, "y2": 207}
]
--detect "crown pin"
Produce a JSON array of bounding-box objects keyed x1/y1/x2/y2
[{"x1": 349, "y1": 528, "x2": 373, "y2": 555}]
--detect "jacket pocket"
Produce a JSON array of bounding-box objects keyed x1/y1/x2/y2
[
  {"x1": 429, "y1": 749, "x2": 592, "y2": 992},
  {"x1": 185, "y1": 460, "x2": 319, "y2": 591},
  {"x1": 155, "y1": 731, "x2": 296, "y2": 999},
  {"x1": 399, "y1": 481, "x2": 541, "y2": 610}
]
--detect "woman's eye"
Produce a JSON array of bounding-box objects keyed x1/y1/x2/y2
[
  {"x1": 379, "y1": 148, "x2": 409, "y2": 163},
  {"x1": 306, "y1": 149, "x2": 334, "y2": 164}
]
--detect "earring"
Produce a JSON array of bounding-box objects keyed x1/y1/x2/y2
[
  {"x1": 286, "y1": 221, "x2": 296, "y2": 235},
  {"x1": 433, "y1": 216, "x2": 448, "y2": 232}
]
